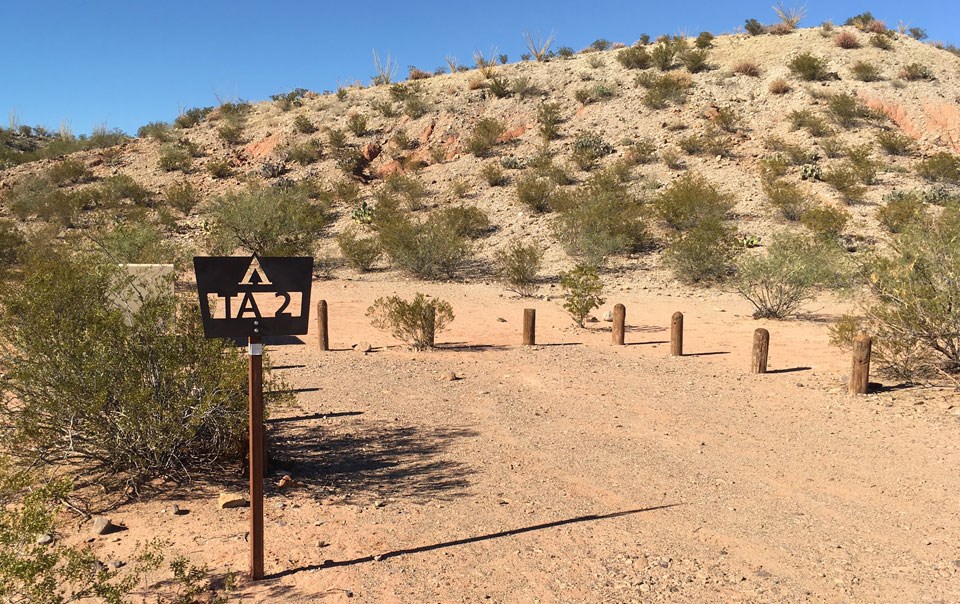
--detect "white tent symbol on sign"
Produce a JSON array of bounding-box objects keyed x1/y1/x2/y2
[{"x1": 239, "y1": 256, "x2": 273, "y2": 286}]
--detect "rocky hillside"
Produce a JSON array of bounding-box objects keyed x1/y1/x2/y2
[{"x1": 2, "y1": 20, "x2": 960, "y2": 288}]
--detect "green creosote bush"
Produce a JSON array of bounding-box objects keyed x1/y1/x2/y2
[
  {"x1": 373, "y1": 197, "x2": 473, "y2": 280},
  {"x1": 681, "y1": 49, "x2": 709, "y2": 73},
  {"x1": 745, "y1": 18, "x2": 765, "y2": 35},
  {"x1": 347, "y1": 113, "x2": 368, "y2": 136},
  {"x1": 367, "y1": 293, "x2": 453, "y2": 350},
  {"x1": 285, "y1": 139, "x2": 323, "y2": 165},
  {"x1": 624, "y1": 139, "x2": 657, "y2": 164},
  {"x1": 877, "y1": 191, "x2": 926, "y2": 233},
  {"x1": 695, "y1": 31, "x2": 714, "y2": 49},
  {"x1": 488, "y1": 76, "x2": 512, "y2": 98},
  {"x1": 574, "y1": 83, "x2": 615, "y2": 105},
  {"x1": 433, "y1": 205, "x2": 491, "y2": 238},
  {"x1": 216, "y1": 123, "x2": 245, "y2": 145},
  {"x1": 99, "y1": 174, "x2": 153, "y2": 207},
  {"x1": 293, "y1": 114, "x2": 317, "y2": 134},
  {"x1": 481, "y1": 163, "x2": 508, "y2": 186},
  {"x1": 788, "y1": 52, "x2": 830, "y2": 81},
  {"x1": 336, "y1": 225, "x2": 382, "y2": 271},
  {"x1": 835, "y1": 209, "x2": 960, "y2": 378},
  {"x1": 616, "y1": 46, "x2": 651, "y2": 69},
  {"x1": 158, "y1": 144, "x2": 193, "y2": 172},
  {"x1": 663, "y1": 218, "x2": 738, "y2": 284},
  {"x1": 164, "y1": 180, "x2": 198, "y2": 214},
  {"x1": 876, "y1": 130, "x2": 914, "y2": 155},
  {"x1": 559, "y1": 264, "x2": 605, "y2": 327},
  {"x1": 466, "y1": 118, "x2": 506, "y2": 157},
  {"x1": 493, "y1": 240, "x2": 543, "y2": 297},
  {"x1": 537, "y1": 102, "x2": 563, "y2": 140},
  {"x1": 788, "y1": 109, "x2": 831, "y2": 137},
  {"x1": 916, "y1": 152, "x2": 960, "y2": 184},
  {"x1": 763, "y1": 179, "x2": 810, "y2": 221},
  {"x1": 899, "y1": 62, "x2": 934, "y2": 81},
  {"x1": 827, "y1": 93, "x2": 879, "y2": 127},
  {"x1": 851, "y1": 61, "x2": 882, "y2": 81},
  {"x1": 174, "y1": 106, "x2": 212, "y2": 128},
  {"x1": 870, "y1": 33, "x2": 893, "y2": 50},
  {"x1": 90, "y1": 220, "x2": 180, "y2": 264},
  {"x1": 515, "y1": 172, "x2": 555, "y2": 213},
  {"x1": 650, "y1": 42, "x2": 678, "y2": 71},
  {"x1": 0, "y1": 220, "x2": 25, "y2": 280},
  {"x1": 571, "y1": 132, "x2": 614, "y2": 171},
  {"x1": 653, "y1": 172, "x2": 733, "y2": 232},
  {"x1": 636, "y1": 72, "x2": 692, "y2": 109},
  {"x1": 801, "y1": 204, "x2": 849, "y2": 239},
  {"x1": 0, "y1": 248, "x2": 281, "y2": 486},
  {"x1": 137, "y1": 121, "x2": 173, "y2": 142},
  {"x1": 551, "y1": 168, "x2": 648, "y2": 267},
  {"x1": 383, "y1": 173, "x2": 428, "y2": 211},
  {"x1": 271, "y1": 88, "x2": 308, "y2": 111},
  {"x1": 735, "y1": 232, "x2": 846, "y2": 318},
  {"x1": 209, "y1": 184, "x2": 328, "y2": 256},
  {"x1": 47, "y1": 158, "x2": 93, "y2": 186},
  {"x1": 206, "y1": 159, "x2": 233, "y2": 179},
  {"x1": 822, "y1": 166, "x2": 867, "y2": 203}
]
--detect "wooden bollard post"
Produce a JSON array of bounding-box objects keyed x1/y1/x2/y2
[
  {"x1": 751, "y1": 328, "x2": 770, "y2": 374},
  {"x1": 522, "y1": 308, "x2": 536, "y2": 346},
  {"x1": 612, "y1": 304, "x2": 626, "y2": 345},
  {"x1": 426, "y1": 307, "x2": 437, "y2": 348},
  {"x1": 317, "y1": 300, "x2": 329, "y2": 351},
  {"x1": 670, "y1": 312, "x2": 683, "y2": 356},
  {"x1": 850, "y1": 333, "x2": 872, "y2": 395}
]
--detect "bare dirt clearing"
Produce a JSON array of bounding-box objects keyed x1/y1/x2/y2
[{"x1": 82, "y1": 279, "x2": 960, "y2": 603}]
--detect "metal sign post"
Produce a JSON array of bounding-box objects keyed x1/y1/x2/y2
[{"x1": 194, "y1": 255, "x2": 312, "y2": 581}]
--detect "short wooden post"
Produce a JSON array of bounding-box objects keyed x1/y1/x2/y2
[
  {"x1": 316, "y1": 300, "x2": 329, "y2": 351},
  {"x1": 850, "y1": 333, "x2": 872, "y2": 395},
  {"x1": 522, "y1": 308, "x2": 536, "y2": 346},
  {"x1": 670, "y1": 312, "x2": 683, "y2": 357},
  {"x1": 612, "y1": 304, "x2": 626, "y2": 345},
  {"x1": 426, "y1": 307, "x2": 436, "y2": 348},
  {"x1": 247, "y1": 336, "x2": 265, "y2": 580},
  {"x1": 751, "y1": 328, "x2": 770, "y2": 374}
]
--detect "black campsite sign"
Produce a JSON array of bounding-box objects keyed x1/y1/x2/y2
[{"x1": 194, "y1": 255, "x2": 313, "y2": 338}]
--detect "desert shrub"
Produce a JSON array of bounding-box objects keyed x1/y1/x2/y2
[
  {"x1": 374, "y1": 204, "x2": 472, "y2": 279},
  {"x1": 0, "y1": 249, "x2": 262, "y2": 484},
  {"x1": 877, "y1": 191, "x2": 926, "y2": 233},
  {"x1": 694, "y1": 31, "x2": 714, "y2": 49},
  {"x1": 434, "y1": 205, "x2": 491, "y2": 238},
  {"x1": 99, "y1": 174, "x2": 152, "y2": 206},
  {"x1": 494, "y1": 240, "x2": 542, "y2": 297},
  {"x1": 481, "y1": 163, "x2": 508, "y2": 186},
  {"x1": 661, "y1": 148, "x2": 683, "y2": 169},
  {"x1": 819, "y1": 137, "x2": 845, "y2": 158},
  {"x1": 158, "y1": 144, "x2": 192, "y2": 172},
  {"x1": 488, "y1": 76, "x2": 512, "y2": 98},
  {"x1": 788, "y1": 109, "x2": 831, "y2": 137},
  {"x1": 617, "y1": 46, "x2": 651, "y2": 69},
  {"x1": 908, "y1": 27, "x2": 928, "y2": 41},
  {"x1": 745, "y1": 18, "x2": 765, "y2": 35},
  {"x1": 916, "y1": 152, "x2": 960, "y2": 184},
  {"x1": 538, "y1": 102, "x2": 563, "y2": 140},
  {"x1": 637, "y1": 72, "x2": 692, "y2": 108},
  {"x1": 788, "y1": 52, "x2": 830, "y2": 81},
  {"x1": 528, "y1": 151, "x2": 574, "y2": 185},
  {"x1": 383, "y1": 174, "x2": 428, "y2": 211},
  {"x1": 733, "y1": 61, "x2": 761, "y2": 77},
  {"x1": 511, "y1": 76, "x2": 536, "y2": 97},
  {"x1": 768, "y1": 78, "x2": 791, "y2": 94},
  {"x1": 137, "y1": 121, "x2": 172, "y2": 141},
  {"x1": 653, "y1": 172, "x2": 733, "y2": 231},
  {"x1": 834, "y1": 31, "x2": 860, "y2": 48},
  {"x1": 899, "y1": 63, "x2": 934, "y2": 81},
  {"x1": 6, "y1": 177, "x2": 84, "y2": 226},
  {"x1": 764, "y1": 136, "x2": 817, "y2": 165},
  {"x1": 217, "y1": 123, "x2": 244, "y2": 145},
  {"x1": 876, "y1": 130, "x2": 913, "y2": 155},
  {"x1": 663, "y1": 218, "x2": 737, "y2": 284},
  {"x1": 285, "y1": 139, "x2": 323, "y2": 165},
  {"x1": 551, "y1": 169, "x2": 648, "y2": 266},
  {"x1": 47, "y1": 158, "x2": 93, "y2": 186},
  {"x1": 844, "y1": 210, "x2": 960, "y2": 377},
  {"x1": 764, "y1": 179, "x2": 810, "y2": 221},
  {"x1": 678, "y1": 133, "x2": 705, "y2": 155},
  {"x1": 681, "y1": 49, "x2": 709, "y2": 73},
  {"x1": 870, "y1": 33, "x2": 893, "y2": 50},
  {"x1": 574, "y1": 83, "x2": 615, "y2": 105},
  {"x1": 271, "y1": 88, "x2": 308, "y2": 111},
  {"x1": 515, "y1": 172, "x2": 555, "y2": 212},
  {"x1": 466, "y1": 118, "x2": 505, "y2": 157},
  {"x1": 164, "y1": 180, "x2": 198, "y2": 214},
  {"x1": 846, "y1": 145, "x2": 879, "y2": 184},
  {"x1": 347, "y1": 113, "x2": 368, "y2": 136},
  {"x1": 293, "y1": 114, "x2": 317, "y2": 134},
  {"x1": 571, "y1": 132, "x2": 614, "y2": 170},
  {"x1": 801, "y1": 204, "x2": 849, "y2": 239},
  {"x1": 624, "y1": 139, "x2": 657, "y2": 164},
  {"x1": 209, "y1": 185, "x2": 327, "y2": 256},
  {"x1": 367, "y1": 293, "x2": 453, "y2": 350},
  {"x1": 650, "y1": 42, "x2": 677, "y2": 71},
  {"x1": 174, "y1": 106, "x2": 212, "y2": 128},
  {"x1": 827, "y1": 93, "x2": 875, "y2": 127},
  {"x1": 851, "y1": 61, "x2": 882, "y2": 81},
  {"x1": 91, "y1": 221, "x2": 179, "y2": 264},
  {"x1": 337, "y1": 226, "x2": 382, "y2": 271},
  {"x1": 408, "y1": 65, "x2": 432, "y2": 80},
  {"x1": 823, "y1": 165, "x2": 867, "y2": 203},
  {"x1": 0, "y1": 220, "x2": 24, "y2": 279},
  {"x1": 559, "y1": 264, "x2": 605, "y2": 327},
  {"x1": 735, "y1": 232, "x2": 845, "y2": 318},
  {"x1": 206, "y1": 159, "x2": 233, "y2": 179}
]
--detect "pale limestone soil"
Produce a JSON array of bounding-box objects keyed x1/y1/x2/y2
[{"x1": 74, "y1": 280, "x2": 960, "y2": 603}]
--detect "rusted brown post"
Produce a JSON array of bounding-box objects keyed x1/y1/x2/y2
[
  {"x1": 612, "y1": 304, "x2": 626, "y2": 345},
  {"x1": 751, "y1": 328, "x2": 770, "y2": 374},
  {"x1": 317, "y1": 300, "x2": 329, "y2": 351},
  {"x1": 670, "y1": 312, "x2": 683, "y2": 356},
  {"x1": 522, "y1": 308, "x2": 536, "y2": 346},
  {"x1": 426, "y1": 306, "x2": 437, "y2": 348},
  {"x1": 850, "y1": 333, "x2": 872, "y2": 395},
  {"x1": 248, "y1": 336, "x2": 265, "y2": 580}
]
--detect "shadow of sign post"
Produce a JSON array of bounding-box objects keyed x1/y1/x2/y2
[{"x1": 194, "y1": 255, "x2": 313, "y2": 581}]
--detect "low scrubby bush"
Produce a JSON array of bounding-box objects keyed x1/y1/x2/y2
[
  {"x1": 515, "y1": 173, "x2": 555, "y2": 213},
  {"x1": 851, "y1": 61, "x2": 882, "y2": 81},
  {"x1": 494, "y1": 240, "x2": 542, "y2": 297},
  {"x1": 877, "y1": 191, "x2": 926, "y2": 233},
  {"x1": 164, "y1": 180, "x2": 198, "y2": 214},
  {"x1": 158, "y1": 144, "x2": 193, "y2": 172},
  {"x1": 653, "y1": 172, "x2": 733, "y2": 231},
  {"x1": 801, "y1": 204, "x2": 849, "y2": 239},
  {"x1": 899, "y1": 63, "x2": 934, "y2": 81},
  {"x1": 617, "y1": 46, "x2": 651, "y2": 69},
  {"x1": 571, "y1": 132, "x2": 615, "y2": 170},
  {"x1": 367, "y1": 293, "x2": 453, "y2": 350},
  {"x1": 788, "y1": 52, "x2": 830, "y2": 81},
  {"x1": 137, "y1": 121, "x2": 173, "y2": 142},
  {"x1": 916, "y1": 152, "x2": 960, "y2": 184},
  {"x1": 764, "y1": 179, "x2": 810, "y2": 221},
  {"x1": 559, "y1": 264, "x2": 605, "y2": 327},
  {"x1": 663, "y1": 218, "x2": 737, "y2": 284},
  {"x1": 537, "y1": 102, "x2": 563, "y2": 140},
  {"x1": 337, "y1": 226, "x2": 382, "y2": 271},
  {"x1": 466, "y1": 118, "x2": 505, "y2": 157}
]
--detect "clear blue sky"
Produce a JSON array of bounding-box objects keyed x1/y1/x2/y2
[{"x1": 4, "y1": 1, "x2": 957, "y2": 136}]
